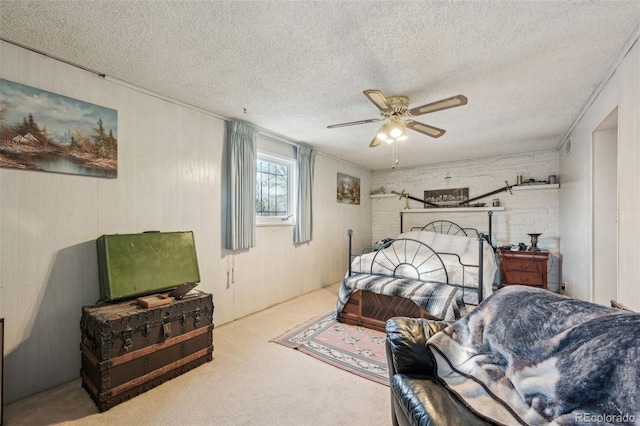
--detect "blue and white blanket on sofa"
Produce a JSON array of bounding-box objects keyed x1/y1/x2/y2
[{"x1": 427, "y1": 286, "x2": 640, "y2": 425}]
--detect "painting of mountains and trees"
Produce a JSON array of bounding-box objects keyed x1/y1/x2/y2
[{"x1": 0, "y1": 79, "x2": 118, "y2": 178}]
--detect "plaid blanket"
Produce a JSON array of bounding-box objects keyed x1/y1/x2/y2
[
  {"x1": 428, "y1": 286, "x2": 640, "y2": 425},
  {"x1": 336, "y1": 273, "x2": 466, "y2": 321}
]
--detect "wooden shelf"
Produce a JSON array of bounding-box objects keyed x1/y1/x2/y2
[
  {"x1": 512, "y1": 183, "x2": 559, "y2": 191},
  {"x1": 373, "y1": 184, "x2": 558, "y2": 204},
  {"x1": 400, "y1": 207, "x2": 505, "y2": 213}
]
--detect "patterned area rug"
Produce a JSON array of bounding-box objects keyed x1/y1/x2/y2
[{"x1": 273, "y1": 311, "x2": 389, "y2": 386}]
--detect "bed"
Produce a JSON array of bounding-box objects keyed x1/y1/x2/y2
[{"x1": 335, "y1": 220, "x2": 498, "y2": 332}]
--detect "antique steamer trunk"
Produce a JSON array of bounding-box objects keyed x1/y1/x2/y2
[
  {"x1": 97, "y1": 231, "x2": 201, "y2": 302},
  {"x1": 80, "y1": 290, "x2": 214, "y2": 411}
]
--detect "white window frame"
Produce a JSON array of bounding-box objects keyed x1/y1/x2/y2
[{"x1": 256, "y1": 152, "x2": 296, "y2": 227}]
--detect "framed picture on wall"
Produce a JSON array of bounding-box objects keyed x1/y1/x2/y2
[
  {"x1": 337, "y1": 173, "x2": 360, "y2": 205},
  {"x1": 0, "y1": 78, "x2": 118, "y2": 178},
  {"x1": 424, "y1": 187, "x2": 469, "y2": 208}
]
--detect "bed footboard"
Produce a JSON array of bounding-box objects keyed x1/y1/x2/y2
[
  {"x1": 347, "y1": 229, "x2": 489, "y2": 304},
  {"x1": 338, "y1": 290, "x2": 439, "y2": 332}
]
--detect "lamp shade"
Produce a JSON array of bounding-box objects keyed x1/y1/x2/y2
[
  {"x1": 396, "y1": 127, "x2": 408, "y2": 141},
  {"x1": 376, "y1": 123, "x2": 391, "y2": 141},
  {"x1": 388, "y1": 121, "x2": 404, "y2": 138}
]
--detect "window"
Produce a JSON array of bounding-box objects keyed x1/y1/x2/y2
[{"x1": 256, "y1": 153, "x2": 296, "y2": 225}]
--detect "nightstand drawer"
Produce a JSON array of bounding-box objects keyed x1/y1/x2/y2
[
  {"x1": 502, "y1": 258, "x2": 543, "y2": 272},
  {"x1": 502, "y1": 271, "x2": 544, "y2": 286}
]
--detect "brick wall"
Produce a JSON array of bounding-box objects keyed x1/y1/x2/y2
[{"x1": 371, "y1": 150, "x2": 561, "y2": 291}]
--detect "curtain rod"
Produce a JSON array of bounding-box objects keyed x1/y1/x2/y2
[{"x1": 254, "y1": 125, "x2": 372, "y2": 173}]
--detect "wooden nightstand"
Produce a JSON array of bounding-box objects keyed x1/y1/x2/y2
[{"x1": 499, "y1": 249, "x2": 549, "y2": 289}]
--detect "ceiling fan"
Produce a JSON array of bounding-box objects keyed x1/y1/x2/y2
[{"x1": 327, "y1": 90, "x2": 467, "y2": 147}]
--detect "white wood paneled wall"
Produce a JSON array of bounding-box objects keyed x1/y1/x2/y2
[
  {"x1": 559, "y1": 38, "x2": 640, "y2": 309},
  {"x1": 0, "y1": 41, "x2": 372, "y2": 403}
]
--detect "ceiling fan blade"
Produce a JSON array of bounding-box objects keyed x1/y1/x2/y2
[
  {"x1": 327, "y1": 118, "x2": 383, "y2": 128},
  {"x1": 405, "y1": 120, "x2": 446, "y2": 138},
  {"x1": 363, "y1": 90, "x2": 392, "y2": 113},
  {"x1": 369, "y1": 135, "x2": 382, "y2": 147},
  {"x1": 408, "y1": 95, "x2": 468, "y2": 116}
]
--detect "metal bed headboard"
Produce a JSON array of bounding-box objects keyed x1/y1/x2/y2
[
  {"x1": 400, "y1": 211, "x2": 494, "y2": 245},
  {"x1": 346, "y1": 229, "x2": 487, "y2": 303}
]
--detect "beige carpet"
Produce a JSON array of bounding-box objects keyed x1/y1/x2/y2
[{"x1": 4, "y1": 283, "x2": 391, "y2": 426}]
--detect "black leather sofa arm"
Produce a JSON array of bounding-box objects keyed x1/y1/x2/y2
[{"x1": 385, "y1": 317, "x2": 452, "y2": 377}]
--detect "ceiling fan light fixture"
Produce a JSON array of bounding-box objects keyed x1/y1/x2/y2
[
  {"x1": 377, "y1": 123, "x2": 391, "y2": 140},
  {"x1": 388, "y1": 121, "x2": 404, "y2": 138},
  {"x1": 327, "y1": 89, "x2": 467, "y2": 148}
]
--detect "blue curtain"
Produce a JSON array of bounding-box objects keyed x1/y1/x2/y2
[
  {"x1": 294, "y1": 145, "x2": 316, "y2": 244},
  {"x1": 226, "y1": 121, "x2": 259, "y2": 250}
]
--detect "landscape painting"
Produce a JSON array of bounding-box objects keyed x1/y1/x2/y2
[{"x1": 0, "y1": 79, "x2": 118, "y2": 178}]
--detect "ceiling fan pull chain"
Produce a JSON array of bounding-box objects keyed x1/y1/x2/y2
[{"x1": 392, "y1": 141, "x2": 399, "y2": 169}]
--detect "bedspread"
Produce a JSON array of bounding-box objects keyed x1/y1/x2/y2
[
  {"x1": 427, "y1": 286, "x2": 640, "y2": 425},
  {"x1": 335, "y1": 273, "x2": 466, "y2": 321},
  {"x1": 351, "y1": 230, "x2": 497, "y2": 303}
]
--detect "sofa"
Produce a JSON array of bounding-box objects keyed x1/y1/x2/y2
[{"x1": 385, "y1": 285, "x2": 640, "y2": 426}]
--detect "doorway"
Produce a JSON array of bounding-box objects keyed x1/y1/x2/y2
[{"x1": 592, "y1": 108, "x2": 618, "y2": 305}]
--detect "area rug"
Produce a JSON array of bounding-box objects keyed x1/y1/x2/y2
[{"x1": 273, "y1": 311, "x2": 389, "y2": 386}]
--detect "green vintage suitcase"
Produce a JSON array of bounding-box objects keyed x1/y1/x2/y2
[{"x1": 97, "y1": 231, "x2": 200, "y2": 302}]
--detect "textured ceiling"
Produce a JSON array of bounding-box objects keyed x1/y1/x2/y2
[{"x1": 1, "y1": 1, "x2": 639, "y2": 170}]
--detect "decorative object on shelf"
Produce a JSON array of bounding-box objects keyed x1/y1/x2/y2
[
  {"x1": 518, "y1": 176, "x2": 556, "y2": 186},
  {"x1": 517, "y1": 175, "x2": 523, "y2": 185},
  {"x1": 524, "y1": 179, "x2": 548, "y2": 185},
  {"x1": 337, "y1": 173, "x2": 360, "y2": 204},
  {"x1": 424, "y1": 187, "x2": 469, "y2": 208},
  {"x1": 371, "y1": 186, "x2": 386, "y2": 195},
  {"x1": 528, "y1": 233, "x2": 542, "y2": 252},
  {"x1": 492, "y1": 198, "x2": 500, "y2": 207}
]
